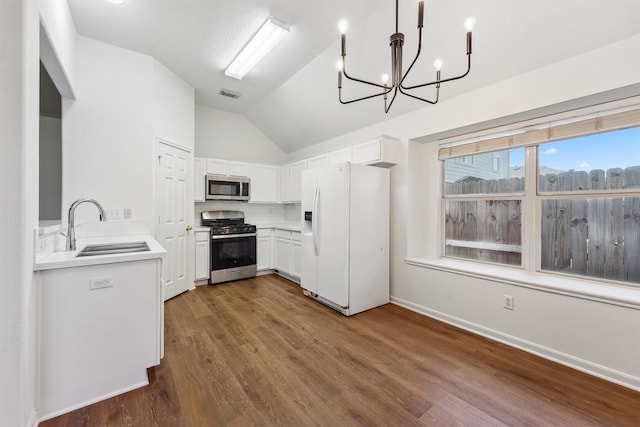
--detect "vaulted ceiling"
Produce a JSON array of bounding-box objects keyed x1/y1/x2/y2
[{"x1": 68, "y1": 0, "x2": 640, "y2": 153}]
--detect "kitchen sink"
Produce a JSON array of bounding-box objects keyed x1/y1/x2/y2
[{"x1": 77, "y1": 241, "x2": 150, "y2": 257}]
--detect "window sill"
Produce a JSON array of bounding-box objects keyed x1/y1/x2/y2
[{"x1": 404, "y1": 257, "x2": 640, "y2": 310}]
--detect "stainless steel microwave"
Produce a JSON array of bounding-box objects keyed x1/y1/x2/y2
[{"x1": 205, "y1": 174, "x2": 250, "y2": 201}]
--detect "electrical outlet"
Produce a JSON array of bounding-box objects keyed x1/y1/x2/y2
[
  {"x1": 105, "y1": 208, "x2": 123, "y2": 220},
  {"x1": 503, "y1": 295, "x2": 514, "y2": 310},
  {"x1": 123, "y1": 208, "x2": 132, "y2": 219},
  {"x1": 90, "y1": 276, "x2": 114, "y2": 290}
]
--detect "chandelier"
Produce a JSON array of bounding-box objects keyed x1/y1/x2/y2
[{"x1": 337, "y1": 0, "x2": 475, "y2": 113}]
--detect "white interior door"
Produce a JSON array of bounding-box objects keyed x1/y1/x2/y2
[{"x1": 156, "y1": 141, "x2": 194, "y2": 301}]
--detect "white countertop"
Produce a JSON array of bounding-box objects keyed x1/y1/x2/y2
[
  {"x1": 255, "y1": 222, "x2": 302, "y2": 232},
  {"x1": 34, "y1": 234, "x2": 166, "y2": 271}
]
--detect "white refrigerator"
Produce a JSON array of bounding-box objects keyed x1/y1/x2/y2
[{"x1": 301, "y1": 162, "x2": 390, "y2": 316}]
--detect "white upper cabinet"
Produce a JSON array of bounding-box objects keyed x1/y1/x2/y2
[
  {"x1": 351, "y1": 135, "x2": 400, "y2": 167},
  {"x1": 195, "y1": 134, "x2": 398, "y2": 204},
  {"x1": 206, "y1": 158, "x2": 250, "y2": 176},
  {"x1": 206, "y1": 158, "x2": 228, "y2": 175},
  {"x1": 248, "y1": 163, "x2": 278, "y2": 203},
  {"x1": 279, "y1": 164, "x2": 290, "y2": 203},
  {"x1": 228, "y1": 161, "x2": 249, "y2": 177},
  {"x1": 288, "y1": 160, "x2": 307, "y2": 203},
  {"x1": 307, "y1": 154, "x2": 330, "y2": 170},
  {"x1": 329, "y1": 147, "x2": 352, "y2": 165},
  {"x1": 194, "y1": 157, "x2": 206, "y2": 202}
]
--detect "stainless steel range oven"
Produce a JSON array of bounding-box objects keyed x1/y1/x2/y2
[{"x1": 202, "y1": 211, "x2": 257, "y2": 284}]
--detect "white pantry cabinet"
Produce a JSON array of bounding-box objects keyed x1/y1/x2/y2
[{"x1": 194, "y1": 230, "x2": 210, "y2": 281}]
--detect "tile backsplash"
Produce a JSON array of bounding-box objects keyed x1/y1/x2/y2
[{"x1": 194, "y1": 201, "x2": 301, "y2": 226}]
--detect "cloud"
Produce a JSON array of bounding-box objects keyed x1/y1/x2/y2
[
  {"x1": 544, "y1": 148, "x2": 557, "y2": 155},
  {"x1": 579, "y1": 162, "x2": 590, "y2": 168}
]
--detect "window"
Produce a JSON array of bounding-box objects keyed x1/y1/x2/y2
[
  {"x1": 440, "y1": 107, "x2": 640, "y2": 286},
  {"x1": 444, "y1": 148, "x2": 524, "y2": 266}
]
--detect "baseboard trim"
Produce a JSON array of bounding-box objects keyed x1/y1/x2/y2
[
  {"x1": 390, "y1": 296, "x2": 640, "y2": 392},
  {"x1": 36, "y1": 379, "x2": 149, "y2": 424}
]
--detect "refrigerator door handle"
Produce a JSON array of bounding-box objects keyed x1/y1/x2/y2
[{"x1": 312, "y1": 184, "x2": 319, "y2": 256}]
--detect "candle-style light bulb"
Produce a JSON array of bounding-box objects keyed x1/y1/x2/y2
[
  {"x1": 433, "y1": 59, "x2": 443, "y2": 71},
  {"x1": 336, "y1": 59, "x2": 344, "y2": 71},
  {"x1": 381, "y1": 73, "x2": 389, "y2": 85},
  {"x1": 464, "y1": 16, "x2": 476, "y2": 32},
  {"x1": 338, "y1": 19, "x2": 348, "y2": 34}
]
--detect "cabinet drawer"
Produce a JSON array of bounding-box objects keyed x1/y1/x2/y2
[
  {"x1": 195, "y1": 231, "x2": 210, "y2": 242},
  {"x1": 291, "y1": 231, "x2": 302, "y2": 242},
  {"x1": 257, "y1": 228, "x2": 272, "y2": 237},
  {"x1": 274, "y1": 229, "x2": 291, "y2": 239}
]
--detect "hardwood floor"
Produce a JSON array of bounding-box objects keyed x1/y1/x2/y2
[{"x1": 41, "y1": 274, "x2": 640, "y2": 426}]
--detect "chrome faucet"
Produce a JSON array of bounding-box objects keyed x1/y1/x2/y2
[{"x1": 65, "y1": 198, "x2": 107, "y2": 251}]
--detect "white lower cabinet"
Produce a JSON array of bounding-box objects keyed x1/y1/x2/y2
[
  {"x1": 272, "y1": 229, "x2": 301, "y2": 281},
  {"x1": 274, "y1": 235, "x2": 292, "y2": 274},
  {"x1": 291, "y1": 239, "x2": 301, "y2": 278},
  {"x1": 194, "y1": 230, "x2": 210, "y2": 281},
  {"x1": 257, "y1": 228, "x2": 272, "y2": 271}
]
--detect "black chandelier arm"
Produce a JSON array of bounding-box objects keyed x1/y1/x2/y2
[
  {"x1": 399, "y1": 27, "x2": 423, "y2": 87},
  {"x1": 397, "y1": 85, "x2": 439, "y2": 105},
  {"x1": 401, "y1": 54, "x2": 471, "y2": 91},
  {"x1": 342, "y1": 64, "x2": 388, "y2": 90},
  {"x1": 384, "y1": 87, "x2": 399, "y2": 113},
  {"x1": 339, "y1": 86, "x2": 393, "y2": 105}
]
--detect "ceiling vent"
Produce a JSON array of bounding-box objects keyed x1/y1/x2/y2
[{"x1": 219, "y1": 89, "x2": 241, "y2": 99}]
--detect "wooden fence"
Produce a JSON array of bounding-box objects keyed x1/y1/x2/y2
[{"x1": 444, "y1": 166, "x2": 640, "y2": 284}]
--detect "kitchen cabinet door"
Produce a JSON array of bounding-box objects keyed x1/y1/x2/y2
[
  {"x1": 329, "y1": 147, "x2": 352, "y2": 165},
  {"x1": 228, "y1": 161, "x2": 249, "y2": 177},
  {"x1": 194, "y1": 231, "x2": 210, "y2": 280},
  {"x1": 248, "y1": 164, "x2": 278, "y2": 203},
  {"x1": 288, "y1": 160, "x2": 307, "y2": 202},
  {"x1": 279, "y1": 165, "x2": 290, "y2": 203},
  {"x1": 206, "y1": 158, "x2": 228, "y2": 175},
  {"x1": 193, "y1": 157, "x2": 206, "y2": 202},
  {"x1": 257, "y1": 235, "x2": 272, "y2": 271},
  {"x1": 352, "y1": 136, "x2": 400, "y2": 167},
  {"x1": 307, "y1": 154, "x2": 330, "y2": 170},
  {"x1": 291, "y1": 240, "x2": 302, "y2": 279},
  {"x1": 273, "y1": 237, "x2": 291, "y2": 274}
]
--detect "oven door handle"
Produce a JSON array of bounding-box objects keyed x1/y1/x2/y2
[
  {"x1": 211, "y1": 233, "x2": 257, "y2": 240},
  {"x1": 312, "y1": 184, "x2": 319, "y2": 256}
]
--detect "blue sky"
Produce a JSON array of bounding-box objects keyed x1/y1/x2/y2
[{"x1": 509, "y1": 127, "x2": 640, "y2": 171}]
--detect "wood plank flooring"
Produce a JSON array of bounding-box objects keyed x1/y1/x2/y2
[{"x1": 41, "y1": 274, "x2": 640, "y2": 426}]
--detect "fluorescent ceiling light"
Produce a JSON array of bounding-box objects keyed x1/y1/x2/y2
[{"x1": 225, "y1": 17, "x2": 289, "y2": 80}]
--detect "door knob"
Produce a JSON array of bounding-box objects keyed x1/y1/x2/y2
[{"x1": 186, "y1": 225, "x2": 193, "y2": 231}]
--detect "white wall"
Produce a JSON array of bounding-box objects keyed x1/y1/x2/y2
[
  {"x1": 0, "y1": 0, "x2": 75, "y2": 425},
  {"x1": 63, "y1": 38, "x2": 196, "y2": 231},
  {"x1": 62, "y1": 36, "x2": 155, "y2": 226},
  {"x1": 287, "y1": 35, "x2": 640, "y2": 390},
  {"x1": 153, "y1": 60, "x2": 195, "y2": 150},
  {"x1": 195, "y1": 105, "x2": 286, "y2": 164}
]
